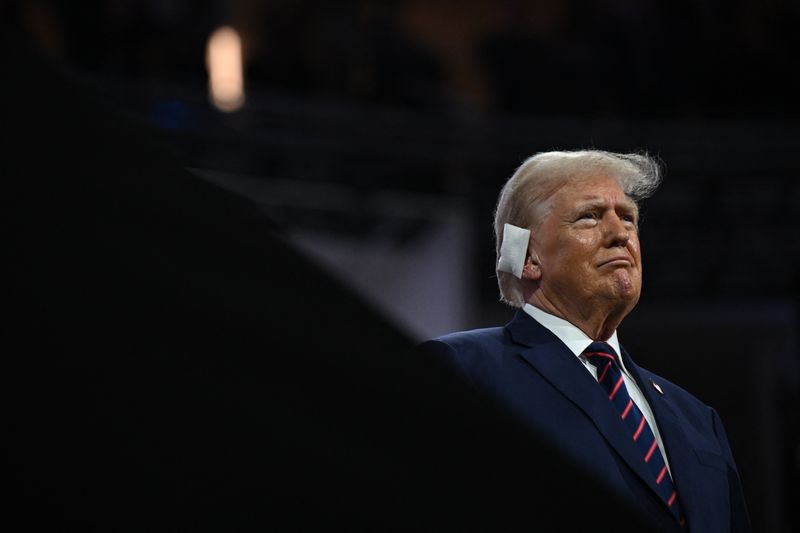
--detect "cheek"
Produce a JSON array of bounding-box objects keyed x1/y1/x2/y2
[{"x1": 628, "y1": 238, "x2": 642, "y2": 260}]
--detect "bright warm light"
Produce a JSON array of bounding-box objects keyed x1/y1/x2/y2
[{"x1": 206, "y1": 26, "x2": 245, "y2": 112}]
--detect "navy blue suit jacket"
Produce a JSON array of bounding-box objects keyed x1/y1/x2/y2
[{"x1": 421, "y1": 310, "x2": 750, "y2": 533}]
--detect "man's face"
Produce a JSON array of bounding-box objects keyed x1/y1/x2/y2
[{"x1": 527, "y1": 174, "x2": 642, "y2": 320}]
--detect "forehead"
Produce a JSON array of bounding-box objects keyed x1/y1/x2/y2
[{"x1": 552, "y1": 174, "x2": 637, "y2": 209}]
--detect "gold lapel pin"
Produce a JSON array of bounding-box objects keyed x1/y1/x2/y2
[{"x1": 650, "y1": 379, "x2": 664, "y2": 395}]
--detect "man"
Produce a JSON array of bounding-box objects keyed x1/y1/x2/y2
[{"x1": 422, "y1": 150, "x2": 750, "y2": 532}]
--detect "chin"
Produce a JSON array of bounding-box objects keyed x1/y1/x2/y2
[
  {"x1": 610, "y1": 270, "x2": 640, "y2": 295},
  {"x1": 602, "y1": 278, "x2": 641, "y2": 312}
]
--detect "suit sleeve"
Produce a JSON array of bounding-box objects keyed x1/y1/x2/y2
[{"x1": 710, "y1": 407, "x2": 752, "y2": 533}]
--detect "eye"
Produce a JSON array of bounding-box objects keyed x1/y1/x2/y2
[
  {"x1": 620, "y1": 213, "x2": 638, "y2": 227},
  {"x1": 577, "y1": 212, "x2": 597, "y2": 221}
]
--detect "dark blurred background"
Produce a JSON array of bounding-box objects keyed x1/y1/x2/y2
[{"x1": 3, "y1": 1, "x2": 799, "y2": 531}]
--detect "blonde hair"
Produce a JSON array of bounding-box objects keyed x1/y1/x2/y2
[{"x1": 494, "y1": 150, "x2": 661, "y2": 307}]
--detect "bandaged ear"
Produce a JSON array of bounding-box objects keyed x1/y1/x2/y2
[{"x1": 497, "y1": 223, "x2": 531, "y2": 279}]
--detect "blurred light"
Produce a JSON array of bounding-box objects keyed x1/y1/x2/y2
[{"x1": 206, "y1": 26, "x2": 245, "y2": 112}]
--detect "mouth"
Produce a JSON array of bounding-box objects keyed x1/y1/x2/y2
[{"x1": 599, "y1": 257, "x2": 632, "y2": 267}]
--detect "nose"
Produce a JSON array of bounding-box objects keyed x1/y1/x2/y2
[{"x1": 604, "y1": 213, "x2": 631, "y2": 247}]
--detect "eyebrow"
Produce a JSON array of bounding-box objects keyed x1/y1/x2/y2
[{"x1": 576, "y1": 197, "x2": 639, "y2": 214}]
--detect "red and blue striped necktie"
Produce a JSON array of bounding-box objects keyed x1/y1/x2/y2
[{"x1": 584, "y1": 341, "x2": 686, "y2": 528}]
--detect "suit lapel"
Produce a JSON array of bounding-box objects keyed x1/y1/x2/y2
[
  {"x1": 622, "y1": 354, "x2": 711, "y2": 532},
  {"x1": 506, "y1": 311, "x2": 669, "y2": 505}
]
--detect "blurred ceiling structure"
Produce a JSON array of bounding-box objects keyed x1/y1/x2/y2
[{"x1": 4, "y1": 0, "x2": 799, "y2": 313}]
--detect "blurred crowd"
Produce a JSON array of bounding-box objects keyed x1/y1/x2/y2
[{"x1": 4, "y1": 0, "x2": 800, "y2": 118}]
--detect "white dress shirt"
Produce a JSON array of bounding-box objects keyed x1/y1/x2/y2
[{"x1": 522, "y1": 304, "x2": 672, "y2": 473}]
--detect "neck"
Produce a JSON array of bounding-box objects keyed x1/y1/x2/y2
[{"x1": 526, "y1": 290, "x2": 629, "y2": 341}]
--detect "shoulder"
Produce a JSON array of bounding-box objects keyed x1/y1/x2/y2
[
  {"x1": 423, "y1": 327, "x2": 509, "y2": 353},
  {"x1": 419, "y1": 327, "x2": 516, "y2": 384},
  {"x1": 419, "y1": 327, "x2": 509, "y2": 364}
]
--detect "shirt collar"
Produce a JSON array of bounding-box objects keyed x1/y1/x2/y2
[{"x1": 522, "y1": 303, "x2": 623, "y2": 361}]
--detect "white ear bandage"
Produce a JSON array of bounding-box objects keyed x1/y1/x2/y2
[{"x1": 497, "y1": 223, "x2": 530, "y2": 279}]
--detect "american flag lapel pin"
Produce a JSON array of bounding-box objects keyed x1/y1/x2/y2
[{"x1": 650, "y1": 379, "x2": 664, "y2": 395}]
